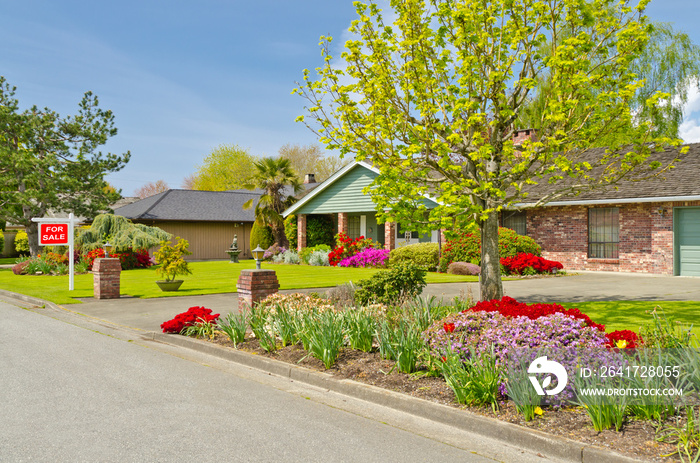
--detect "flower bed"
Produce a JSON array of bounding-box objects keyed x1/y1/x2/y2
[
  {"x1": 500, "y1": 253, "x2": 563, "y2": 275},
  {"x1": 328, "y1": 232, "x2": 380, "y2": 266},
  {"x1": 161, "y1": 306, "x2": 220, "y2": 333},
  {"x1": 338, "y1": 248, "x2": 390, "y2": 268}
]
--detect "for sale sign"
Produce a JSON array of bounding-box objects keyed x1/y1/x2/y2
[{"x1": 39, "y1": 223, "x2": 69, "y2": 245}]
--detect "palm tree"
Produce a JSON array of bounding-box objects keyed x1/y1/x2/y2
[{"x1": 243, "y1": 157, "x2": 302, "y2": 248}]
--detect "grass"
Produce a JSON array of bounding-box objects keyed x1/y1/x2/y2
[
  {"x1": 561, "y1": 301, "x2": 700, "y2": 340},
  {"x1": 0, "y1": 257, "x2": 18, "y2": 265},
  {"x1": 0, "y1": 260, "x2": 477, "y2": 305}
]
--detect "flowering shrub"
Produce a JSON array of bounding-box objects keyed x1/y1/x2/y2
[
  {"x1": 605, "y1": 330, "x2": 641, "y2": 348},
  {"x1": 338, "y1": 248, "x2": 390, "y2": 268},
  {"x1": 84, "y1": 248, "x2": 153, "y2": 270},
  {"x1": 469, "y1": 296, "x2": 605, "y2": 331},
  {"x1": 437, "y1": 227, "x2": 542, "y2": 272},
  {"x1": 161, "y1": 306, "x2": 220, "y2": 333},
  {"x1": 424, "y1": 310, "x2": 609, "y2": 364},
  {"x1": 500, "y1": 253, "x2": 563, "y2": 275},
  {"x1": 264, "y1": 244, "x2": 286, "y2": 260},
  {"x1": 446, "y1": 262, "x2": 481, "y2": 275},
  {"x1": 328, "y1": 232, "x2": 380, "y2": 266}
]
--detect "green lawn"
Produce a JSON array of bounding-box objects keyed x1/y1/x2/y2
[
  {"x1": 0, "y1": 257, "x2": 18, "y2": 265},
  {"x1": 0, "y1": 260, "x2": 477, "y2": 305},
  {"x1": 561, "y1": 301, "x2": 700, "y2": 340}
]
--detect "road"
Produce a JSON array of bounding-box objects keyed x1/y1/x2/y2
[{"x1": 0, "y1": 301, "x2": 545, "y2": 463}]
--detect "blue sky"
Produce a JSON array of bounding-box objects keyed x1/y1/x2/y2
[{"x1": 2, "y1": 1, "x2": 699, "y2": 196}]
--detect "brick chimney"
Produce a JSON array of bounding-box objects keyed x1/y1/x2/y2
[
  {"x1": 513, "y1": 129, "x2": 538, "y2": 145},
  {"x1": 304, "y1": 174, "x2": 316, "y2": 184}
]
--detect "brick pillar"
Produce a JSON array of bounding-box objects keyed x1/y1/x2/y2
[
  {"x1": 384, "y1": 222, "x2": 395, "y2": 250},
  {"x1": 297, "y1": 214, "x2": 307, "y2": 252},
  {"x1": 236, "y1": 269, "x2": 279, "y2": 308},
  {"x1": 338, "y1": 212, "x2": 348, "y2": 235},
  {"x1": 93, "y1": 258, "x2": 121, "y2": 299},
  {"x1": 440, "y1": 229, "x2": 447, "y2": 243}
]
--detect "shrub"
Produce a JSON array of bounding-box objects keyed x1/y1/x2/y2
[
  {"x1": 389, "y1": 242, "x2": 439, "y2": 271},
  {"x1": 338, "y1": 248, "x2": 390, "y2": 268},
  {"x1": 281, "y1": 250, "x2": 300, "y2": 264},
  {"x1": 500, "y1": 253, "x2": 563, "y2": 275},
  {"x1": 284, "y1": 214, "x2": 298, "y2": 250},
  {"x1": 14, "y1": 230, "x2": 29, "y2": 254},
  {"x1": 299, "y1": 244, "x2": 331, "y2": 263},
  {"x1": 154, "y1": 238, "x2": 192, "y2": 282},
  {"x1": 447, "y1": 262, "x2": 481, "y2": 275},
  {"x1": 250, "y1": 222, "x2": 274, "y2": 250},
  {"x1": 12, "y1": 260, "x2": 30, "y2": 275},
  {"x1": 328, "y1": 232, "x2": 379, "y2": 266},
  {"x1": 307, "y1": 215, "x2": 336, "y2": 248},
  {"x1": 355, "y1": 262, "x2": 427, "y2": 306},
  {"x1": 469, "y1": 296, "x2": 605, "y2": 331},
  {"x1": 437, "y1": 227, "x2": 541, "y2": 272},
  {"x1": 264, "y1": 244, "x2": 286, "y2": 260},
  {"x1": 0, "y1": 230, "x2": 4, "y2": 254},
  {"x1": 161, "y1": 306, "x2": 220, "y2": 333},
  {"x1": 84, "y1": 248, "x2": 152, "y2": 270},
  {"x1": 307, "y1": 250, "x2": 330, "y2": 266}
]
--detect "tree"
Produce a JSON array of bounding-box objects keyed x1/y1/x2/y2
[
  {"x1": 190, "y1": 144, "x2": 256, "y2": 191},
  {"x1": 181, "y1": 173, "x2": 196, "y2": 190},
  {"x1": 294, "y1": 0, "x2": 682, "y2": 300},
  {"x1": 135, "y1": 180, "x2": 169, "y2": 199},
  {"x1": 278, "y1": 143, "x2": 348, "y2": 182},
  {"x1": 75, "y1": 213, "x2": 171, "y2": 252},
  {"x1": 516, "y1": 21, "x2": 700, "y2": 143},
  {"x1": 0, "y1": 77, "x2": 130, "y2": 257},
  {"x1": 243, "y1": 157, "x2": 302, "y2": 247}
]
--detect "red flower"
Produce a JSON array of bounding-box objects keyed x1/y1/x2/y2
[
  {"x1": 605, "y1": 330, "x2": 641, "y2": 349},
  {"x1": 161, "y1": 306, "x2": 220, "y2": 333},
  {"x1": 443, "y1": 322, "x2": 455, "y2": 333}
]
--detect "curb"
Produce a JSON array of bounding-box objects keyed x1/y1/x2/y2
[
  {"x1": 149, "y1": 332, "x2": 646, "y2": 463},
  {"x1": 0, "y1": 289, "x2": 647, "y2": 463}
]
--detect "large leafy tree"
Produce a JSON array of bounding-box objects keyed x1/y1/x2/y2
[
  {"x1": 294, "y1": 0, "x2": 683, "y2": 300},
  {"x1": 0, "y1": 77, "x2": 130, "y2": 257},
  {"x1": 243, "y1": 157, "x2": 302, "y2": 247},
  {"x1": 190, "y1": 144, "x2": 257, "y2": 191},
  {"x1": 517, "y1": 21, "x2": 700, "y2": 143}
]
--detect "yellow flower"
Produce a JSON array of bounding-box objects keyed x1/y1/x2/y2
[
  {"x1": 615, "y1": 340, "x2": 628, "y2": 349},
  {"x1": 534, "y1": 406, "x2": 544, "y2": 416}
]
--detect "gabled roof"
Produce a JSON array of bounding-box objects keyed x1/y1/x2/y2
[
  {"x1": 517, "y1": 143, "x2": 700, "y2": 207},
  {"x1": 283, "y1": 160, "x2": 440, "y2": 216},
  {"x1": 114, "y1": 189, "x2": 261, "y2": 222}
]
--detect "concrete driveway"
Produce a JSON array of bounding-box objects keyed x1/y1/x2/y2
[{"x1": 423, "y1": 271, "x2": 700, "y2": 303}]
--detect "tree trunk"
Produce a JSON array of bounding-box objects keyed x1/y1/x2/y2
[
  {"x1": 27, "y1": 222, "x2": 40, "y2": 257},
  {"x1": 479, "y1": 211, "x2": 503, "y2": 301}
]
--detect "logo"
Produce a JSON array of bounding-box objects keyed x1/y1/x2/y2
[{"x1": 528, "y1": 356, "x2": 568, "y2": 396}]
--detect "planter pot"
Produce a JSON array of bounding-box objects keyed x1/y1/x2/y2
[{"x1": 156, "y1": 280, "x2": 184, "y2": 292}]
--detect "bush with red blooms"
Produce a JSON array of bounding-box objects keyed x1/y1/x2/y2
[
  {"x1": 500, "y1": 253, "x2": 563, "y2": 275},
  {"x1": 84, "y1": 248, "x2": 153, "y2": 270},
  {"x1": 161, "y1": 306, "x2": 220, "y2": 333},
  {"x1": 468, "y1": 296, "x2": 606, "y2": 331},
  {"x1": 328, "y1": 232, "x2": 380, "y2": 266},
  {"x1": 605, "y1": 329, "x2": 641, "y2": 348}
]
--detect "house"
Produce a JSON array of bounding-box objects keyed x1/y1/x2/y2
[
  {"x1": 282, "y1": 161, "x2": 442, "y2": 251},
  {"x1": 285, "y1": 139, "x2": 700, "y2": 277},
  {"x1": 114, "y1": 189, "x2": 262, "y2": 260},
  {"x1": 509, "y1": 143, "x2": 700, "y2": 276}
]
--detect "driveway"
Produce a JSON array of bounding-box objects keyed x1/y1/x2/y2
[{"x1": 423, "y1": 271, "x2": 700, "y2": 303}]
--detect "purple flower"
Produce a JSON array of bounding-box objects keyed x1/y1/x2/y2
[{"x1": 338, "y1": 248, "x2": 390, "y2": 268}]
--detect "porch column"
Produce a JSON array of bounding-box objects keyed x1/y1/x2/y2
[
  {"x1": 338, "y1": 212, "x2": 348, "y2": 235},
  {"x1": 384, "y1": 222, "x2": 395, "y2": 250},
  {"x1": 297, "y1": 214, "x2": 307, "y2": 252}
]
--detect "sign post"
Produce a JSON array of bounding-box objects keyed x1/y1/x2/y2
[{"x1": 31, "y1": 213, "x2": 81, "y2": 291}]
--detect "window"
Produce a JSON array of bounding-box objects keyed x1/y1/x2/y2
[
  {"x1": 588, "y1": 208, "x2": 619, "y2": 259},
  {"x1": 347, "y1": 216, "x2": 361, "y2": 239},
  {"x1": 396, "y1": 223, "x2": 419, "y2": 240},
  {"x1": 503, "y1": 211, "x2": 527, "y2": 235}
]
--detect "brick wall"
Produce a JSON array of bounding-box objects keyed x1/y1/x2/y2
[
  {"x1": 297, "y1": 214, "x2": 307, "y2": 252},
  {"x1": 526, "y1": 201, "x2": 699, "y2": 275}
]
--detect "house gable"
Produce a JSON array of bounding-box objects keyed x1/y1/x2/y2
[{"x1": 288, "y1": 162, "x2": 439, "y2": 215}]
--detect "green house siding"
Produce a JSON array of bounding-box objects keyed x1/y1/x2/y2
[{"x1": 294, "y1": 164, "x2": 438, "y2": 215}]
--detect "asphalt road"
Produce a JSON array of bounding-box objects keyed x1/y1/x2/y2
[{"x1": 0, "y1": 301, "x2": 545, "y2": 463}]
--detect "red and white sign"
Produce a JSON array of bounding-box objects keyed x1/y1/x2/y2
[{"x1": 39, "y1": 223, "x2": 69, "y2": 245}]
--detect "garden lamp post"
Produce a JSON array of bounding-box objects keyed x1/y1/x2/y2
[
  {"x1": 252, "y1": 245, "x2": 265, "y2": 270},
  {"x1": 103, "y1": 241, "x2": 113, "y2": 258}
]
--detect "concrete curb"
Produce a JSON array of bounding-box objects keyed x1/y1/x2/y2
[
  {"x1": 149, "y1": 332, "x2": 646, "y2": 463},
  {"x1": 0, "y1": 288, "x2": 647, "y2": 463}
]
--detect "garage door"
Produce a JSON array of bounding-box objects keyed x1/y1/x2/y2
[{"x1": 676, "y1": 208, "x2": 700, "y2": 276}]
